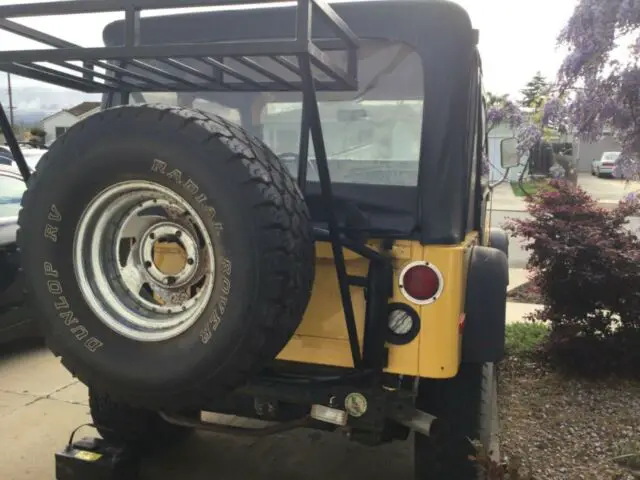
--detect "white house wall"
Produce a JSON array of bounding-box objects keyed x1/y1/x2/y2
[{"x1": 42, "y1": 111, "x2": 77, "y2": 146}]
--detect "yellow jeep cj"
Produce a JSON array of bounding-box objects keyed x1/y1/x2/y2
[{"x1": 0, "y1": 0, "x2": 510, "y2": 478}]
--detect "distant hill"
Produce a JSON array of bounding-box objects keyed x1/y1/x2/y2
[{"x1": 13, "y1": 110, "x2": 49, "y2": 125}]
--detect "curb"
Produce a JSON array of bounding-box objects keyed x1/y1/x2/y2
[
  {"x1": 491, "y1": 208, "x2": 527, "y2": 213},
  {"x1": 506, "y1": 302, "x2": 545, "y2": 324},
  {"x1": 506, "y1": 301, "x2": 544, "y2": 308}
]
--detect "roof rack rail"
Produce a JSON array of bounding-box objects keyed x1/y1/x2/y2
[{"x1": 0, "y1": 0, "x2": 359, "y2": 93}]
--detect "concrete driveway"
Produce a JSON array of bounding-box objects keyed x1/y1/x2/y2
[
  {"x1": 577, "y1": 173, "x2": 639, "y2": 204},
  {"x1": 0, "y1": 267, "x2": 533, "y2": 479},
  {"x1": 0, "y1": 341, "x2": 416, "y2": 480}
]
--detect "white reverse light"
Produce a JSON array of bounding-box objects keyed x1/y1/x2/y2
[
  {"x1": 310, "y1": 404, "x2": 348, "y2": 426},
  {"x1": 388, "y1": 308, "x2": 413, "y2": 335}
]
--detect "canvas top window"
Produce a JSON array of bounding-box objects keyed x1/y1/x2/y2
[{"x1": 129, "y1": 39, "x2": 424, "y2": 188}]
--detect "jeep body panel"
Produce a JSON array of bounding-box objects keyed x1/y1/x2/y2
[{"x1": 277, "y1": 233, "x2": 479, "y2": 378}]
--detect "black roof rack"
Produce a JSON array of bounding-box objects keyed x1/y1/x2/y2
[{"x1": 0, "y1": 0, "x2": 359, "y2": 93}]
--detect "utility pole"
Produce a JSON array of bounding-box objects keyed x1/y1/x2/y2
[{"x1": 7, "y1": 72, "x2": 14, "y2": 128}]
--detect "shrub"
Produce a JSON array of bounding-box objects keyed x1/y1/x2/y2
[
  {"x1": 29, "y1": 127, "x2": 46, "y2": 138},
  {"x1": 504, "y1": 179, "x2": 640, "y2": 377}
]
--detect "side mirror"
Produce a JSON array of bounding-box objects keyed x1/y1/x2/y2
[{"x1": 500, "y1": 137, "x2": 519, "y2": 168}]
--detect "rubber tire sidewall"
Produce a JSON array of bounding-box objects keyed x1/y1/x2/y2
[
  {"x1": 89, "y1": 388, "x2": 195, "y2": 451},
  {"x1": 414, "y1": 362, "x2": 498, "y2": 480},
  {"x1": 19, "y1": 108, "x2": 283, "y2": 405}
]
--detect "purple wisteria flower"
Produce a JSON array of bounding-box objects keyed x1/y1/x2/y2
[
  {"x1": 515, "y1": 123, "x2": 543, "y2": 158},
  {"x1": 488, "y1": 100, "x2": 540, "y2": 162},
  {"x1": 487, "y1": 100, "x2": 524, "y2": 132},
  {"x1": 541, "y1": 97, "x2": 568, "y2": 130},
  {"x1": 556, "y1": 0, "x2": 640, "y2": 176}
]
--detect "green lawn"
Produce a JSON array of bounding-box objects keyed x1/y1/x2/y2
[
  {"x1": 510, "y1": 180, "x2": 554, "y2": 197},
  {"x1": 505, "y1": 322, "x2": 549, "y2": 357}
]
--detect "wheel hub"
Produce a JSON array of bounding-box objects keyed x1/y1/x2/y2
[
  {"x1": 73, "y1": 181, "x2": 216, "y2": 342},
  {"x1": 141, "y1": 222, "x2": 199, "y2": 288}
]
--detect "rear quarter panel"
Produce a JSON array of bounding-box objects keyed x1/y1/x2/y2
[{"x1": 276, "y1": 233, "x2": 478, "y2": 378}]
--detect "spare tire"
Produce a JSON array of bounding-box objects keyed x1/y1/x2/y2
[{"x1": 17, "y1": 104, "x2": 314, "y2": 409}]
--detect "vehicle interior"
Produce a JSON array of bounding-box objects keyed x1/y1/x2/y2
[{"x1": 115, "y1": 39, "x2": 424, "y2": 240}]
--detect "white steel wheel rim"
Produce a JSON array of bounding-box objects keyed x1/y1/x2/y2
[{"x1": 73, "y1": 180, "x2": 215, "y2": 342}]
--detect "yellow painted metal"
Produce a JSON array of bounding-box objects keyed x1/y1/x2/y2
[{"x1": 276, "y1": 233, "x2": 479, "y2": 379}]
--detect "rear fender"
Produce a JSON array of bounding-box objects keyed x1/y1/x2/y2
[
  {"x1": 461, "y1": 246, "x2": 508, "y2": 363},
  {"x1": 488, "y1": 227, "x2": 509, "y2": 257}
]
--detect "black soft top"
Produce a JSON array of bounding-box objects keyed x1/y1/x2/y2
[
  {"x1": 103, "y1": 0, "x2": 479, "y2": 244},
  {"x1": 104, "y1": 0, "x2": 472, "y2": 50}
]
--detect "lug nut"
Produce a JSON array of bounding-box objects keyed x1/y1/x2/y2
[
  {"x1": 149, "y1": 233, "x2": 156, "y2": 240},
  {"x1": 175, "y1": 230, "x2": 182, "y2": 237},
  {"x1": 144, "y1": 261, "x2": 152, "y2": 268},
  {"x1": 187, "y1": 258, "x2": 194, "y2": 265}
]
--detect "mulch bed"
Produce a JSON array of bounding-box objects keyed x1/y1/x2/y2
[
  {"x1": 498, "y1": 356, "x2": 640, "y2": 480},
  {"x1": 508, "y1": 281, "x2": 544, "y2": 304}
]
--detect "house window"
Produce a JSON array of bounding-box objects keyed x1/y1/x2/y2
[{"x1": 55, "y1": 127, "x2": 68, "y2": 138}]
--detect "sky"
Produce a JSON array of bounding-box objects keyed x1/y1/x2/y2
[{"x1": 0, "y1": 0, "x2": 579, "y2": 100}]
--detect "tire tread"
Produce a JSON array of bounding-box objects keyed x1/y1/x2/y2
[{"x1": 17, "y1": 104, "x2": 314, "y2": 409}]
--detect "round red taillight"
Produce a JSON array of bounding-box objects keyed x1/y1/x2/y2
[{"x1": 399, "y1": 261, "x2": 443, "y2": 304}]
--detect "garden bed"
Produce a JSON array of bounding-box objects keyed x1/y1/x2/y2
[
  {"x1": 494, "y1": 324, "x2": 640, "y2": 480},
  {"x1": 507, "y1": 281, "x2": 543, "y2": 304},
  {"x1": 498, "y1": 358, "x2": 640, "y2": 479}
]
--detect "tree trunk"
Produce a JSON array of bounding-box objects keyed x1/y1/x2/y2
[{"x1": 554, "y1": 153, "x2": 578, "y2": 185}]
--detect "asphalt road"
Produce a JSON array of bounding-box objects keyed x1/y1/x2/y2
[{"x1": 490, "y1": 210, "x2": 640, "y2": 268}]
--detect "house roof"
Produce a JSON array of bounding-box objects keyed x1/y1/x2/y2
[
  {"x1": 66, "y1": 101, "x2": 101, "y2": 117},
  {"x1": 40, "y1": 101, "x2": 101, "y2": 124}
]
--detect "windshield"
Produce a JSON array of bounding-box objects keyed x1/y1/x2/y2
[
  {"x1": 601, "y1": 152, "x2": 621, "y2": 162},
  {"x1": 128, "y1": 39, "x2": 423, "y2": 188}
]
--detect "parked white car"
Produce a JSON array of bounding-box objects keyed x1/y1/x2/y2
[
  {"x1": 0, "y1": 144, "x2": 47, "y2": 169},
  {"x1": 591, "y1": 151, "x2": 621, "y2": 177}
]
